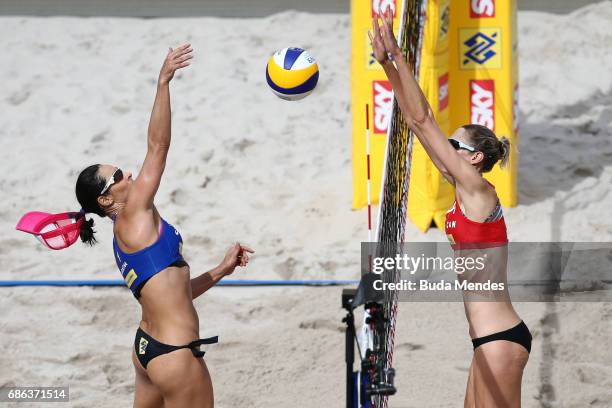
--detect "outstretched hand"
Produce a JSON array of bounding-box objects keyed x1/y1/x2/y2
[
  {"x1": 368, "y1": 6, "x2": 402, "y2": 64},
  {"x1": 159, "y1": 43, "x2": 193, "y2": 85},
  {"x1": 220, "y1": 242, "x2": 255, "y2": 277}
]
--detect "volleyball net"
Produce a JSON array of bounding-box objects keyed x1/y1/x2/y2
[{"x1": 351, "y1": 0, "x2": 426, "y2": 407}]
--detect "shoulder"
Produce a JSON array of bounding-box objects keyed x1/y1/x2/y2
[
  {"x1": 114, "y1": 209, "x2": 160, "y2": 251},
  {"x1": 456, "y1": 175, "x2": 493, "y2": 198}
]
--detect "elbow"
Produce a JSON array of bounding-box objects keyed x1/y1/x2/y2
[
  {"x1": 147, "y1": 127, "x2": 171, "y2": 147},
  {"x1": 147, "y1": 139, "x2": 170, "y2": 153},
  {"x1": 410, "y1": 106, "x2": 434, "y2": 129}
]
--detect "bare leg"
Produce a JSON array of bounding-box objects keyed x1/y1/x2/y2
[
  {"x1": 132, "y1": 350, "x2": 164, "y2": 408},
  {"x1": 471, "y1": 341, "x2": 529, "y2": 408},
  {"x1": 464, "y1": 357, "x2": 476, "y2": 408},
  {"x1": 147, "y1": 348, "x2": 214, "y2": 408}
]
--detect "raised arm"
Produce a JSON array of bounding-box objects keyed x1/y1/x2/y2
[
  {"x1": 129, "y1": 44, "x2": 193, "y2": 210},
  {"x1": 370, "y1": 36, "x2": 450, "y2": 180},
  {"x1": 371, "y1": 9, "x2": 484, "y2": 193}
]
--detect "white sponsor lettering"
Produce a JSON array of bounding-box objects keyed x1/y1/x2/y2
[
  {"x1": 439, "y1": 82, "x2": 448, "y2": 107},
  {"x1": 439, "y1": 83, "x2": 448, "y2": 101},
  {"x1": 373, "y1": 0, "x2": 396, "y2": 16},
  {"x1": 374, "y1": 82, "x2": 393, "y2": 133},
  {"x1": 471, "y1": 82, "x2": 494, "y2": 129},
  {"x1": 471, "y1": 0, "x2": 494, "y2": 17}
]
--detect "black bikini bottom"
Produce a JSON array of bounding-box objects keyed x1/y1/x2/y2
[
  {"x1": 135, "y1": 327, "x2": 218, "y2": 369},
  {"x1": 472, "y1": 321, "x2": 532, "y2": 353}
]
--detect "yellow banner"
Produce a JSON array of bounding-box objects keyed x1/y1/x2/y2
[
  {"x1": 352, "y1": 0, "x2": 518, "y2": 222},
  {"x1": 407, "y1": 0, "x2": 454, "y2": 231},
  {"x1": 351, "y1": 0, "x2": 402, "y2": 209},
  {"x1": 448, "y1": 0, "x2": 519, "y2": 207}
]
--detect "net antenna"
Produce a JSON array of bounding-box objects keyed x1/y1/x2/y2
[{"x1": 359, "y1": 0, "x2": 426, "y2": 406}]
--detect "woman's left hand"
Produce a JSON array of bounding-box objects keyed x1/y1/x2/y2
[
  {"x1": 158, "y1": 43, "x2": 193, "y2": 85},
  {"x1": 220, "y1": 242, "x2": 255, "y2": 276}
]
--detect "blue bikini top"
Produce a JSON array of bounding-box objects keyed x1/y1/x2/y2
[{"x1": 112, "y1": 218, "x2": 185, "y2": 298}]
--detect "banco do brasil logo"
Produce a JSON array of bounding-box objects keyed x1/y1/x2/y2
[{"x1": 459, "y1": 28, "x2": 502, "y2": 69}]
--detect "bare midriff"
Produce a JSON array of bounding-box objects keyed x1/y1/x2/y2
[
  {"x1": 137, "y1": 264, "x2": 199, "y2": 345},
  {"x1": 456, "y1": 245, "x2": 522, "y2": 339}
]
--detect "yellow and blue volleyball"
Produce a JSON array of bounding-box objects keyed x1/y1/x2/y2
[{"x1": 266, "y1": 47, "x2": 319, "y2": 101}]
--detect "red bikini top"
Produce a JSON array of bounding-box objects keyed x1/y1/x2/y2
[{"x1": 445, "y1": 193, "x2": 508, "y2": 250}]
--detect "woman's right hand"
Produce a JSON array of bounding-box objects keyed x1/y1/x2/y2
[
  {"x1": 369, "y1": 11, "x2": 389, "y2": 64},
  {"x1": 219, "y1": 242, "x2": 255, "y2": 277},
  {"x1": 158, "y1": 43, "x2": 193, "y2": 85}
]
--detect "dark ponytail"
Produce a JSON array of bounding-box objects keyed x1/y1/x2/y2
[
  {"x1": 462, "y1": 124, "x2": 511, "y2": 173},
  {"x1": 75, "y1": 164, "x2": 106, "y2": 246},
  {"x1": 79, "y1": 215, "x2": 97, "y2": 246}
]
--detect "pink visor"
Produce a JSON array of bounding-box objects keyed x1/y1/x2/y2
[{"x1": 16, "y1": 211, "x2": 83, "y2": 250}]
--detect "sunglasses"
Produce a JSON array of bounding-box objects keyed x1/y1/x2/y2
[
  {"x1": 100, "y1": 168, "x2": 124, "y2": 195},
  {"x1": 449, "y1": 138, "x2": 477, "y2": 153}
]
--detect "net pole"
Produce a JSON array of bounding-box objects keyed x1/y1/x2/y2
[{"x1": 366, "y1": 103, "x2": 373, "y2": 243}]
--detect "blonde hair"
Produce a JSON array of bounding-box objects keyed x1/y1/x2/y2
[{"x1": 462, "y1": 124, "x2": 510, "y2": 172}]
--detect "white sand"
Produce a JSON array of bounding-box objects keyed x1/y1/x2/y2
[{"x1": 1, "y1": 2, "x2": 612, "y2": 407}]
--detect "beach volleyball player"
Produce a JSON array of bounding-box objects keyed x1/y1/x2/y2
[
  {"x1": 69, "y1": 44, "x2": 253, "y2": 407},
  {"x1": 370, "y1": 8, "x2": 531, "y2": 408}
]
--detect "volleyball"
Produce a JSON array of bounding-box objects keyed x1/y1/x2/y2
[{"x1": 266, "y1": 47, "x2": 319, "y2": 101}]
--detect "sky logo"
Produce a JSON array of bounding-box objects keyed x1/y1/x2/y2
[
  {"x1": 470, "y1": 0, "x2": 495, "y2": 18},
  {"x1": 470, "y1": 80, "x2": 495, "y2": 130},
  {"x1": 371, "y1": 0, "x2": 396, "y2": 17},
  {"x1": 372, "y1": 80, "x2": 393, "y2": 134}
]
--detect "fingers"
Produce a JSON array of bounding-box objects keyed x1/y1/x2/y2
[
  {"x1": 175, "y1": 54, "x2": 193, "y2": 68},
  {"x1": 233, "y1": 242, "x2": 254, "y2": 267},
  {"x1": 372, "y1": 16, "x2": 381, "y2": 40},
  {"x1": 373, "y1": 8, "x2": 396, "y2": 52},
  {"x1": 166, "y1": 46, "x2": 193, "y2": 70},
  {"x1": 174, "y1": 45, "x2": 192, "y2": 58},
  {"x1": 385, "y1": 5, "x2": 394, "y2": 28},
  {"x1": 239, "y1": 253, "x2": 249, "y2": 267},
  {"x1": 377, "y1": 5, "x2": 394, "y2": 38},
  {"x1": 240, "y1": 245, "x2": 255, "y2": 253},
  {"x1": 172, "y1": 49, "x2": 193, "y2": 62},
  {"x1": 236, "y1": 251, "x2": 249, "y2": 267},
  {"x1": 232, "y1": 242, "x2": 254, "y2": 253},
  {"x1": 224, "y1": 242, "x2": 254, "y2": 269},
  {"x1": 176, "y1": 53, "x2": 193, "y2": 63},
  {"x1": 166, "y1": 44, "x2": 192, "y2": 61},
  {"x1": 379, "y1": 18, "x2": 397, "y2": 52},
  {"x1": 170, "y1": 43, "x2": 190, "y2": 55}
]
